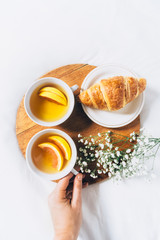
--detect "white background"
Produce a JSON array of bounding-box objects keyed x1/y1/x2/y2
[{"x1": 0, "y1": 0, "x2": 160, "y2": 239}]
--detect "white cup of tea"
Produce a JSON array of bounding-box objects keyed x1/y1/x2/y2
[
  {"x1": 26, "y1": 129, "x2": 78, "y2": 180},
  {"x1": 24, "y1": 77, "x2": 78, "y2": 127}
]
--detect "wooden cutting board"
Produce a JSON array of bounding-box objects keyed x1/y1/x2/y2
[{"x1": 16, "y1": 64, "x2": 140, "y2": 185}]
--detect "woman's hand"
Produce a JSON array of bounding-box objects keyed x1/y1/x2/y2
[{"x1": 48, "y1": 173, "x2": 87, "y2": 240}]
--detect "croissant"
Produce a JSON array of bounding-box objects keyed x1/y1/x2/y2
[{"x1": 79, "y1": 76, "x2": 146, "y2": 111}]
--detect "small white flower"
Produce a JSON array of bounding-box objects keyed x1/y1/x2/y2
[
  {"x1": 103, "y1": 163, "x2": 107, "y2": 169},
  {"x1": 84, "y1": 140, "x2": 88, "y2": 145},
  {"x1": 91, "y1": 138, "x2": 95, "y2": 143},
  {"x1": 113, "y1": 163, "x2": 118, "y2": 169},
  {"x1": 122, "y1": 161, "x2": 126, "y2": 167},
  {"x1": 99, "y1": 143, "x2": 104, "y2": 149},
  {"x1": 108, "y1": 172, "x2": 112, "y2": 178},
  {"x1": 84, "y1": 153, "x2": 88, "y2": 157},
  {"x1": 116, "y1": 151, "x2": 121, "y2": 157},
  {"x1": 90, "y1": 147, "x2": 94, "y2": 150},
  {"x1": 114, "y1": 159, "x2": 118, "y2": 164},
  {"x1": 97, "y1": 163, "x2": 100, "y2": 167},
  {"x1": 103, "y1": 170, "x2": 106, "y2": 174},
  {"x1": 99, "y1": 150, "x2": 103, "y2": 155},
  {"x1": 90, "y1": 172, "x2": 95, "y2": 178},
  {"x1": 83, "y1": 149, "x2": 87, "y2": 153},
  {"x1": 80, "y1": 139, "x2": 84, "y2": 143},
  {"x1": 126, "y1": 149, "x2": 131, "y2": 153},
  {"x1": 98, "y1": 170, "x2": 102, "y2": 174},
  {"x1": 93, "y1": 175, "x2": 98, "y2": 179},
  {"x1": 79, "y1": 147, "x2": 83, "y2": 152},
  {"x1": 82, "y1": 161, "x2": 87, "y2": 167},
  {"x1": 80, "y1": 167, "x2": 84, "y2": 172},
  {"x1": 78, "y1": 134, "x2": 82, "y2": 138},
  {"x1": 95, "y1": 152, "x2": 99, "y2": 158},
  {"x1": 89, "y1": 142, "x2": 92, "y2": 146},
  {"x1": 110, "y1": 167, "x2": 114, "y2": 174},
  {"x1": 132, "y1": 136, "x2": 136, "y2": 141},
  {"x1": 106, "y1": 142, "x2": 110, "y2": 147},
  {"x1": 115, "y1": 147, "x2": 119, "y2": 151},
  {"x1": 109, "y1": 144, "x2": 113, "y2": 149},
  {"x1": 108, "y1": 161, "x2": 112, "y2": 166},
  {"x1": 130, "y1": 131, "x2": 135, "y2": 137},
  {"x1": 98, "y1": 133, "x2": 101, "y2": 137},
  {"x1": 111, "y1": 153, "x2": 115, "y2": 158},
  {"x1": 130, "y1": 139, "x2": 133, "y2": 142},
  {"x1": 125, "y1": 154, "x2": 129, "y2": 160}
]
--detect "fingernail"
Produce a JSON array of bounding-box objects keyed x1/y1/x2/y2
[{"x1": 78, "y1": 174, "x2": 82, "y2": 181}]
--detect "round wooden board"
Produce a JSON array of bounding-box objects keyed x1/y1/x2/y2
[{"x1": 16, "y1": 64, "x2": 140, "y2": 185}]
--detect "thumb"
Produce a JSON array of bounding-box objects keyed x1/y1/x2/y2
[
  {"x1": 71, "y1": 173, "x2": 82, "y2": 209},
  {"x1": 56, "y1": 173, "x2": 73, "y2": 199}
]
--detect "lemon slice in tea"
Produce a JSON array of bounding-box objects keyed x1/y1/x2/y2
[
  {"x1": 38, "y1": 142, "x2": 64, "y2": 171},
  {"x1": 49, "y1": 136, "x2": 71, "y2": 160}
]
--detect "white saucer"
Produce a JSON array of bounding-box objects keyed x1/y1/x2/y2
[{"x1": 81, "y1": 64, "x2": 145, "y2": 128}]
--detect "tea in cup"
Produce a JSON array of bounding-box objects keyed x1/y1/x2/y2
[
  {"x1": 24, "y1": 77, "x2": 78, "y2": 126},
  {"x1": 26, "y1": 129, "x2": 78, "y2": 180}
]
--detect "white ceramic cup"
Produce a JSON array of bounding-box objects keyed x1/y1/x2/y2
[
  {"x1": 26, "y1": 129, "x2": 78, "y2": 180},
  {"x1": 24, "y1": 77, "x2": 78, "y2": 127}
]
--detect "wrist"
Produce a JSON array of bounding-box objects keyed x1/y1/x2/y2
[{"x1": 54, "y1": 233, "x2": 76, "y2": 240}]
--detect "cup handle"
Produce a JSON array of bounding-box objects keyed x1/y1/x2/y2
[
  {"x1": 71, "y1": 84, "x2": 79, "y2": 92},
  {"x1": 71, "y1": 168, "x2": 79, "y2": 175}
]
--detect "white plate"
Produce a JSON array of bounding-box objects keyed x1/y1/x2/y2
[{"x1": 81, "y1": 64, "x2": 145, "y2": 128}]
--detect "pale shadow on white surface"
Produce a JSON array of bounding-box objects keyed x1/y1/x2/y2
[
  {"x1": 141, "y1": 87, "x2": 159, "y2": 126},
  {"x1": 79, "y1": 184, "x2": 111, "y2": 240}
]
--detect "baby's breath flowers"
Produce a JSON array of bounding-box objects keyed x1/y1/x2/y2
[{"x1": 76, "y1": 130, "x2": 160, "y2": 181}]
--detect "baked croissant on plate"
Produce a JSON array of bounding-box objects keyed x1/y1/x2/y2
[{"x1": 79, "y1": 76, "x2": 146, "y2": 111}]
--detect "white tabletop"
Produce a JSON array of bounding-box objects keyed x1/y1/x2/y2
[{"x1": 1, "y1": 0, "x2": 160, "y2": 239}]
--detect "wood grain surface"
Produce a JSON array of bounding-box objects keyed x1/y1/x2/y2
[{"x1": 16, "y1": 64, "x2": 140, "y2": 184}]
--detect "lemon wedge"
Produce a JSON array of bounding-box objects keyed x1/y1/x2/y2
[
  {"x1": 39, "y1": 91, "x2": 67, "y2": 105},
  {"x1": 39, "y1": 87, "x2": 67, "y2": 104},
  {"x1": 38, "y1": 142, "x2": 64, "y2": 171},
  {"x1": 48, "y1": 136, "x2": 71, "y2": 161}
]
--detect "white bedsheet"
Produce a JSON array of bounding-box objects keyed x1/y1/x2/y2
[{"x1": 0, "y1": 0, "x2": 160, "y2": 239}]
